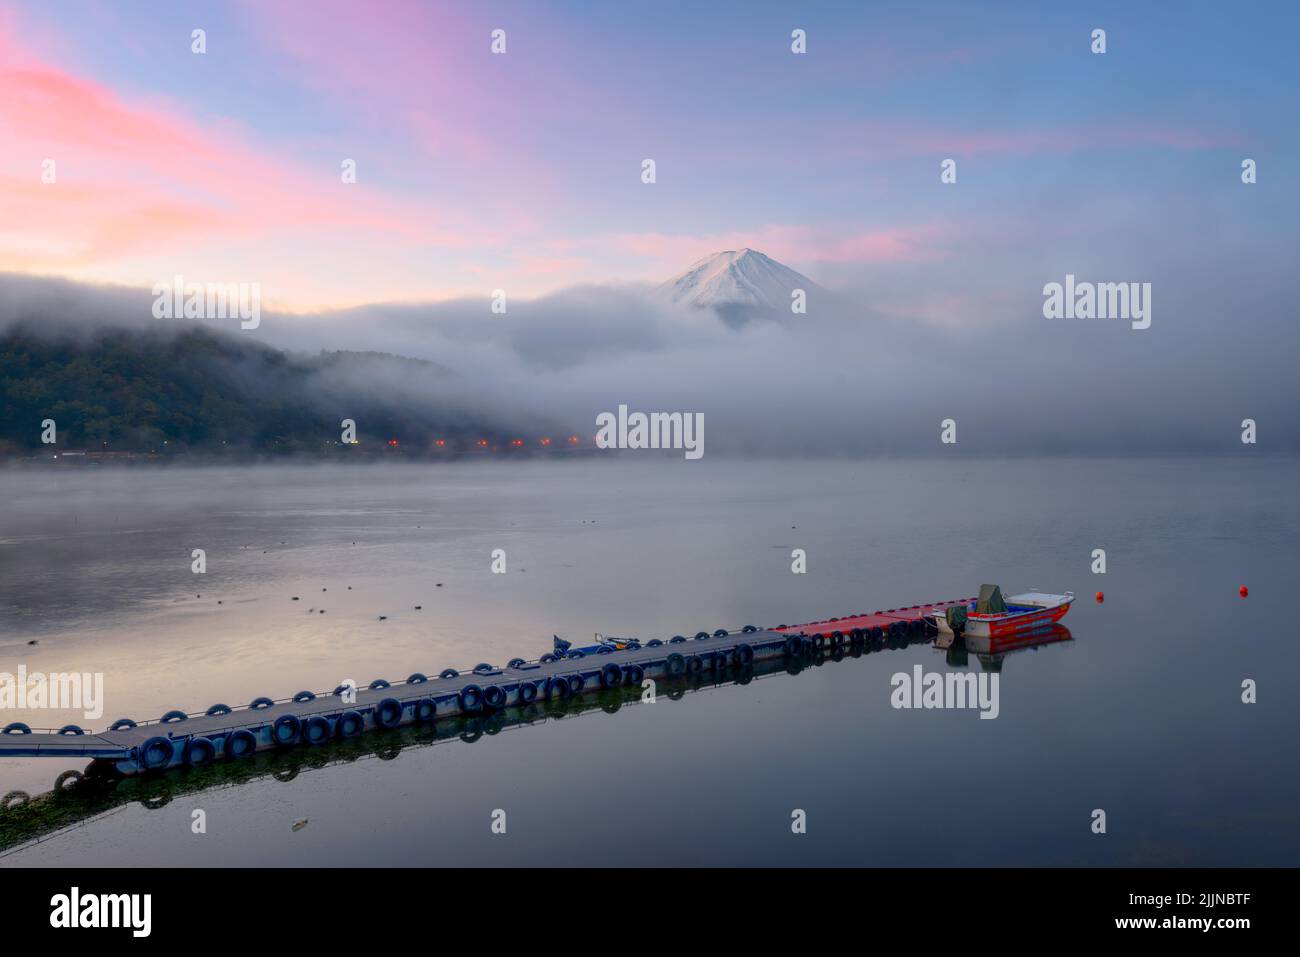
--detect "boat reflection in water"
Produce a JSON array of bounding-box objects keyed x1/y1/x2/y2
[
  {"x1": 936, "y1": 623, "x2": 1073, "y2": 672},
  {"x1": 0, "y1": 629, "x2": 936, "y2": 855}
]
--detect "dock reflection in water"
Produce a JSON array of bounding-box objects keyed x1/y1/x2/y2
[{"x1": 0, "y1": 629, "x2": 937, "y2": 855}]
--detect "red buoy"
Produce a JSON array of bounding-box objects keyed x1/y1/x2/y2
[
  {"x1": 1095, "y1": 591, "x2": 1104, "y2": 603},
  {"x1": 1239, "y1": 585, "x2": 1248, "y2": 598}
]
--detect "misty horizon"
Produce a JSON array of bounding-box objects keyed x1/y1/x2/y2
[{"x1": 3, "y1": 256, "x2": 1296, "y2": 456}]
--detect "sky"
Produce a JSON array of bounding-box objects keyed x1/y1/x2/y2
[{"x1": 2, "y1": 0, "x2": 1297, "y2": 313}]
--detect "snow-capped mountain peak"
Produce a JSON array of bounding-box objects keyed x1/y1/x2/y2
[{"x1": 656, "y1": 248, "x2": 818, "y2": 313}]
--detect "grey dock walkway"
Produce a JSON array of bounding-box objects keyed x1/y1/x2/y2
[
  {"x1": 2, "y1": 638, "x2": 941, "y2": 852},
  {"x1": 1, "y1": 601, "x2": 963, "y2": 775}
]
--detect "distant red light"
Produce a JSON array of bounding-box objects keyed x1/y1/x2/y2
[
  {"x1": 387, "y1": 439, "x2": 399, "y2": 447},
  {"x1": 539, "y1": 437, "x2": 551, "y2": 446},
  {"x1": 435, "y1": 439, "x2": 446, "y2": 447},
  {"x1": 511, "y1": 439, "x2": 524, "y2": 447},
  {"x1": 477, "y1": 439, "x2": 488, "y2": 447},
  {"x1": 568, "y1": 435, "x2": 579, "y2": 444}
]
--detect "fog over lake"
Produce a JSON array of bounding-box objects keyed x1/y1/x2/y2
[{"x1": 4, "y1": 269, "x2": 1298, "y2": 457}]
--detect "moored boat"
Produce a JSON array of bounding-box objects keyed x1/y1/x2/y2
[{"x1": 929, "y1": 584, "x2": 1074, "y2": 638}]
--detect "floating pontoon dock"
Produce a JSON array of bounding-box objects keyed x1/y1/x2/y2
[
  {"x1": 0, "y1": 598, "x2": 973, "y2": 775},
  {"x1": 5, "y1": 633, "x2": 967, "y2": 853}
]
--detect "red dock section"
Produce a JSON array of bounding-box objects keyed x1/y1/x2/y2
[{"x1": 772, "y1": 598, "x2": 975, "y2": 635}]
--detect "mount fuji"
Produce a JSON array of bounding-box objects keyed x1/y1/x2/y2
[{"x1": 654, "y1": 248, "x2": 823, "y2": 327}]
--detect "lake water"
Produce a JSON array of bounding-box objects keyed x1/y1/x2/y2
[{"x1": 1, "y1": 456, "x2": 1296, "y2": 866}]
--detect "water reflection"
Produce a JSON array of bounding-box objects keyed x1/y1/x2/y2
[
  {"x1": 937, "y1": 624, "x2": 1073, "y2": 671},
  {"x1": 0, "y1": 630, "x2": 934, "y2": 855}
]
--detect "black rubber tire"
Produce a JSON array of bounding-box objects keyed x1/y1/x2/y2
[
  {"x1": 374, "y1": 698, "x2": 403, "y2": 728},
  {"x1": 304, "y1": 716, "x2": 331, "y2": 744},
  {"x1": 335, "y1": 711, "x2": 364, "y2": 739},
  {"x1": 225, "y1": 728, "x2": 257, "y2": 759},
  {"x1": 185, "y1": 737, "x2": 216, "y2": 766},
  {"x1": 139, "y1": 736, "x2": 175, "y2": 770},
  {"x1": 272, "y1": 714, "x2": 302, "y2": 746},
  {"x1": 459, "y1": 684, "x2": 484, "y2": 712}
]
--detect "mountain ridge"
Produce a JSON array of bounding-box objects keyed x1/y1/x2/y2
[{"x1": 655, "y1": 248, "x2": 820, "y2": 313}]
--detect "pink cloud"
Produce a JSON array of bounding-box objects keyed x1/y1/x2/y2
[
  {"x1": 569, "y1": 223, "x2": 952, "y2": 276},
  {"x1": 513, "y1": 253, "x2": 593, "y2": 277},
  {"x1": 233, "y1": 0, "x2": 509, "y2": 165},
  {"x1": 231, "y1": 0, "x2": 589, "y2": 218},
  {"x1": 666, "y1": 113, "x2": 1237, "y2": 169},
  {"x1": 0, "y1": 176, "x2": 235, "y2": 268},
  {"x1": 0, "y1": 19, "x2": 500, "y2": 277}
]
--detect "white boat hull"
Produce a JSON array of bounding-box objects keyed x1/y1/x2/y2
[{"x1": 963, "y1": 593, "x2": 1074, "y2": 639}]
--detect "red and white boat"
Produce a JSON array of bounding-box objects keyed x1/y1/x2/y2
[
  {"x1": 930, "y1": 587, "x2": 1074, "y2": 638},
  {"x1": 963, "y1": 591, "x2": 1074, "y2": 638}
]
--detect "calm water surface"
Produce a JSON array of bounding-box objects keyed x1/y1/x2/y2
[{"x1": 0, "y1": 457, "x2": 1296, "y2": 865}]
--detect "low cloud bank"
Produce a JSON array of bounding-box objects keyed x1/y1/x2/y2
[{"x1": 2, "y1": 270, "x2": 1296, "y2": 455}]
